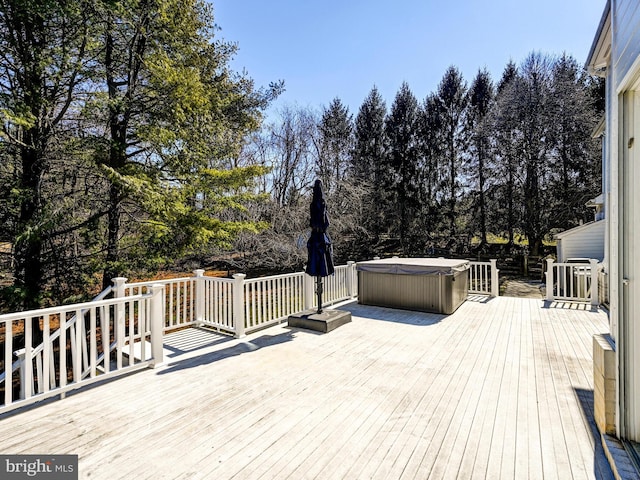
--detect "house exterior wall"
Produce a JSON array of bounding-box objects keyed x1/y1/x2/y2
[
  {"x1": 596, "y1": 0, "x2": 640, "y2": 442},
  {"x1": 555, "y1": 221, "x2": 605, "y2": 263},
  {"x1": 613, "y1": 1, "x2": 640, "y2": 79}
]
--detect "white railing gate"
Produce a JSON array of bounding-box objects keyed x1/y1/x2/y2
[{"x1": 545, "y1": 258, "x2": 600, "y2": 305}]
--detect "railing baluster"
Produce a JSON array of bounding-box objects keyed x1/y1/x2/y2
[
  {"x1": 90, "y1": 308, "x2": 97, "y2": 379},
  {"x1": 185, "y1": 280, "x2": 189, "y2": 324},
  {"x1": 223, "y1": 282, "x2": 228, "y2": 328},
  {"x1": 101, "y1": 305, "x2": 109, "y2": 374},
  {"x1": 255, "y1": 282, "x2": 260, "y2": 327},
  {"x1": 43, "y1": 314, "x2": 50, "y2": 392},
  {"x1": 35, "y1": 353, "x2": 43, "y2": 394},
  {"x1": 128, "y1": 299, "x2": 135, "y2": 364},
  {"x1": 214, "y1": 280, "x2": 219, "y2": 326},
  {"x1": 116, "y1": 297, "x2": 124, "y2": 370},
  {"x1": 220, "y1": 282, "x2": 224, "y2": 328},
  {"x1": 140, "y1": 297, "x2": 147, "y2": 362},
  {"x1": 205, "y1": 278, "x2": 211, "y2": 325},
  {"x1": 49, "y1": 346, "x2": 56, "y2": 389},
  {"x1": 172, "y1": 282, "x2": 176, "y2": 327},
  {"x1": 256, "y1": 282, "x2": 260, "y2": 326},
  {"x1": 281, "y1": 277, "x2": 285, "y2": 316},
  {"x1": 483, "y1": 264, "x2": 488, "y2": 291},
  {"x1": 180, "y1": 280, "x2": 185, "y2": 325},
  {"x1": 81, "y1": 312, "x2": 89, "y2": 375},
  {"x1": 59, "y1": 312, "x2": 67, "y2": 391},
  {"x1": 4, "y1": 319, "x2": 12, "y2": 405},
  {"x1": 69, "y1": 322, "x2": 76, "y2": 382},
  {"x1": 251, "y1": 283, "x2": 256, "y2": 328},
  {"x1": 24, "y1": 316, "x2": 33, "y2": 399},
  {"x1": 74, "y1": 308, "x2": 82, "y2": 383},
  {"x1": 269, "y1": 279, "x2": 274, "y2": 322},
  {"x1": 251, "y1": 283, "x2": 256, "y2": 327},
  {"x1": 219, "y1": 281, "x2": 224, "y2": 327}
]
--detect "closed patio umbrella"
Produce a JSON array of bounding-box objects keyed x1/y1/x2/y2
[{"x1": 305, "y1": 179, "x2": 334, "y2": 313}]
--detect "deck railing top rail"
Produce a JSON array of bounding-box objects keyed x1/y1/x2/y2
[
  {"x1": 0, "y1": 293, "x2": 146, "y2": 324},
  {"x1": 243, "y1": 271, "x2": 304, "y2": 285}
]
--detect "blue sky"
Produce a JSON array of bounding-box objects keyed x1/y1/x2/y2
[{"x1": 214, "y1": 0, "x2": 606, "y2": 119}]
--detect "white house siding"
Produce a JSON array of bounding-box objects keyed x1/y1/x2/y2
[
  {"x1": 555, "y1": 220, "x2": 605, "y2": 263},
  {"x1": 606, "y1": 0, "x2": 640, "y2": 442},
  {"x1": 613, "y1": 0, "x2": 640, "y2": 79}
]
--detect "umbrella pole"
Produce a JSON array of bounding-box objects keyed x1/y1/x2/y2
[{"x1": 316, "y1": 276, "x2": 323, "y2": 314}]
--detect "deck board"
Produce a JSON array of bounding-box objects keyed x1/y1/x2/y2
[{"x1": 0, "y1": 296, "x2": 614, "y2": 480}]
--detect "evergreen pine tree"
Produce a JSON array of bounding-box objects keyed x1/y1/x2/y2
[
  {"x1": 318, "y1": 97, "x2": 353, "y2": 194},
  {"x1": 385, "y1": 82, "x2": 421, "y2": 254},
  {"x1": 436, "y1": 66, "x2": 468, "y2": 248},
  {"x1": 0, "y1": 0, "x2": 95, "y2": 311},
  {"x1": 491, "y1": 61, "x2": 522, "y2": 249},
  {"x1": 351, "y1": 87, "x2": 387, "y2": 254},
  {"x1": 516, "y1": 53, "x2": 553, "y2": 255},
  {"x1": 352, "y1": 87, "x2": 387, "y2": 184},
  {"x1": 95, "y1": 0, "x2": 281, "y2": 288},
  {"x1": 547, "y1": 53, "x2": 601, "y2": 228},
  {"x1": 467, "y1": 69, "x2": 494, "y2": 248}
]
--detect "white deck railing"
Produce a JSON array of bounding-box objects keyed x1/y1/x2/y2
[
  {"x1": 468, "y1": 260, "x2": 499, "y2": 297},
  {"x1": 239, "y1": 272, "x2": 305, "y2": 335},
  {"x1": 0, "y1": 286, "x2": 165, "y2": 414},
  {"x1": 115, "y1": 264, "x2": 360, "y2": 337},
  {"x1": 0, "y1": 259, "x2": 497, "y2": 413},
  {"x1": 545, "y1": 258, "x2": 600, "y2": 305}
]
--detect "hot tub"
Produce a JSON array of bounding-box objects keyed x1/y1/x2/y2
[{"x1": 356, "y1": 258, "x2": 470, "y2": 314}]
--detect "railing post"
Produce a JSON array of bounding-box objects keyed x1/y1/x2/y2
[
  {"x1": 304, "y1": 271, "x2": 314, "y2": 311},
  {"x1": 590, "y1": 259, "x2": 600, "y2": 306},
  {"x1": 545, "y1": 258, "x2": 555, "y2": 300},
  {"x1": 490, "y1": 259, "x2": 499, "y2": 297},
  {"x1": 193, "y1": 269, "x2": 205, "y2": 326},
  {"x1": 149, "y1": 284, "x2": 165, "y2": 368},
  {"x1": 233, "y1": 274, "x2": 246, "y2": 338},
  {"x1": 346, "y1": 261, "x2": 355, "y2": 298},
  {"x1": 112, "y1": 277, "x2": 127, "y2": 298},
  {"x1": 112, "y1": 277, "x2": 127, "y2": 370}
]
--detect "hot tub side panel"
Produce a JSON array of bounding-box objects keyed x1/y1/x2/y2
[
  {"x1": 447, "y1": 269, "x2": 469, "y2": 314},
  {"x1": 358, "y1": 270, "x2": 468, "y2": 314}
]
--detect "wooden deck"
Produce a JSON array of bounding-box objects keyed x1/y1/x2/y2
[{"x1": 0, "y1": 296, "x2": 614, "y2": 479}]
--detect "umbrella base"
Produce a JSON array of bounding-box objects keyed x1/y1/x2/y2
[{"x1": 287, "y1": 309, "x2": 352, "y2": 333}]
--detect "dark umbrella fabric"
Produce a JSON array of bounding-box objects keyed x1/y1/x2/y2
[{"x1": 305, "y1": 180, "x2": 334, "y2": 277}]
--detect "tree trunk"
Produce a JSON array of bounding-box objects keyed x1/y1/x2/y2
[
  {"x1": 101, "y1": 27, "x2": 128, "y2": 290},
  {"x1": 102, "y1": 184, "x2": 121, "y2": 290},
  {"x1": 507, "y1": 165, "x2": 515, "y2": 248},
  {"x1": 523, "y1": 159, "x2": 542, "y2": 256}
]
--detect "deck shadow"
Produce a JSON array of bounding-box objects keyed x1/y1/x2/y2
[
  {"x1": 335, "y1": 302, "x2": 445, "y2": 326},
  {"x1": 157, "y1": 331, "x2": 295, "y2": 375},
  {"x1": 543, "y1": 300, "x2": 601, "y2": 312},
  {"x1": 574, "y1": 387, "x2": 616, "y2": 480},
  {"x1": 163, "y1": 327, "x2": 233, "y2": 357},
  {"x1": 466, "y1": 294, "x2": 495, "y2": 303}
]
